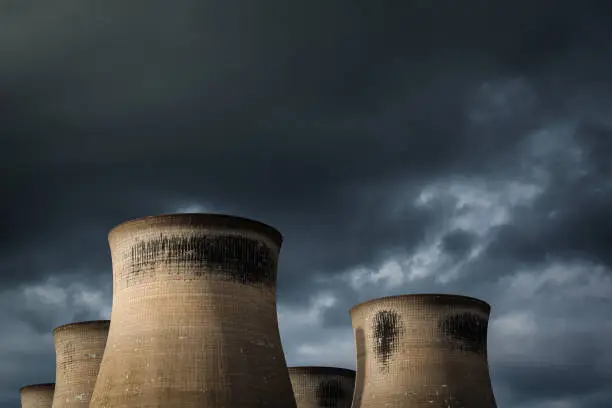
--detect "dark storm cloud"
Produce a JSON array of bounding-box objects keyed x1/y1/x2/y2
[
  {"x1": 2, "y1": 350, "x2": 55, "y2": 394},
  {"x1": 2, "y1": 1, "x2": 612, "y2": 407},
  {"x1": 500, "y1": 362, "x2": 607, "y2": 401},
  {"x1": 484, "y1": 121, "x2": 612, "y2": 270},
  {"x1": 441, "y1": 229, "x2": 476, "y2": 257},
  {"x1": 490, "y1": 320, "x2": 612, "y2": 406}
]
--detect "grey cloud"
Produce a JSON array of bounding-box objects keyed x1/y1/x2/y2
[
  {"x1": 491, "y1": 330, "x2": 612, "y2": 406},
  {"x1": 484, "y1": 123, "x2": 612, "y2": 270},
  {"x1": 441, "y1": 229, "x2": 477, "y2": 257}
]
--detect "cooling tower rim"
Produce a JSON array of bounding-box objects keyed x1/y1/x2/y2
[
  {"x1": 52, "y1": 319, "x2": 110, "y2": 335},
  {"x1": 19, "y1": 383, "x2": 55, "y2": 392},
  {"x1": 108, "y1": 213, "x2": 283, "y2": 247},
  {"x1": 349, "y1": 293, "x2": 491, "y2": 314},
  {"x1": 288, "y1": 366, "x2": 356, "y2": 376}
]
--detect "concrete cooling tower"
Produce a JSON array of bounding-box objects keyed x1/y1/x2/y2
[
  {"x1": 288, "y1": 367, "x2": 355, "y2": 408},
  {"x1": 89, "y1": 213, "x2": 297, "y2": 408},
  {"x1": 52, "y1": 320, "x2": 110, "y2": 408},
  {"x1": 350, "y1": 294, "x2": 497, "y2": 408},
  {"x1": 20, "y1": 384, "x2": 55, "y2": 408}
]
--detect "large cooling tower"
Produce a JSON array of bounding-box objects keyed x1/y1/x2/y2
[
  {"x1": 52, "y1": 320, "x2": 110, "y2": 408},
  {"x1": 89, "y1": 213, "x2": 297, "y2": 408},
  {"x1": 350, "y1": 294, "x2": 497, "y2": 408},
  {"x1": 288, "y1": 367, "x2": 355, "y2": 408},
  {"x1": 20, "y1": 384, "x2": 55, "y2": 408}
]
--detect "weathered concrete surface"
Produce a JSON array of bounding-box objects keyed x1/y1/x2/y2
[
  {"x1": 20, "y1": 383, "x2": 54, "y2": 408},
  {"x1": 89, "y1": 213, "x2": 296, "y2": 408},
  {"x1": 350, "y1": 294, "x2": 497, "y2": 408},
  {"x1": 51, "y1": 321, "x2": 109, "y2": 408},
  {"x1": 288, "y1": 366, "x2": 355, "y2": 408}
]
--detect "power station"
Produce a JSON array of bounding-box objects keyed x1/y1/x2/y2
[
  {"x1": 17, "y1": 213, "x2": 499, "y2": 408},
  {"x1": 52, "y1": 320, "x2": 109, "y2": 408},
  {"x1": 349, "y1": 294, "x2": 497, "y2": 408},
  {"x1": 288, "y1": 366, "x2": 355, "y2": 408},
  {"x1": 20, "y1": 384, "x2": 54, "y2": 408},
  {"x1": 89, "y1": 214, "x2": 297, "y2": 408}
]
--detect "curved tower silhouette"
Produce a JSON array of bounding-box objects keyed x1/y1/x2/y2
[
  {"x1": 52, "y1": 320, "x2": 109, "y2": 408},
  {"x1": 350, "y1": 294, "x2": 497, "y2": 408},
  {"x1": 89, "y1": 213, "x2": 296, "y2": 408},
  {"x1": 20, "y1": 384, "x2": 55, "y2": 408},
  {"x1": 288, "y1": 367, "x2": 355, "y2": 408}
]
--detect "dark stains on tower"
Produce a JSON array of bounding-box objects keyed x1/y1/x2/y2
[
  {"x1": 439, "y1": 312, "x2": 488, "y2": 354},
  {"x1": 127, "y1": 233, "x2": 277, "y2": 286},
  {"x1": 352, "y1": 328, "x2": 366, "y2": 408},
  {"x1": 316, "y1": 379, "x2": 344, "y2": 408},
  {"x1": 372, "y1": 310, "x2": 401, "y2": 370}
]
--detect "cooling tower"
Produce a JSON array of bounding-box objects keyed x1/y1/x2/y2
[
  {"x1": 52, "y1": 320, "x2": 110, "y2": 408},
  {"x1": 20, "y1": 384, "x2": 55, "y2": 408},
  {"x1": 89, "y1": 213, "x2": 297, "y2": 408},
  {"x1": 350, "y1": 294, "x2": 497, "y2": 408},
  {"x1": 288, "y1": 367, "x2": 355, "y2": 408}
]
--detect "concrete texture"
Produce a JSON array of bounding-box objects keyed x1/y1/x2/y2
[
  {"x1": 20, "y1": 384, "x2": 55, "y2": 408},
  {"x1": 89, "y1": 213, "x2": 296, "y2": 408},
  {"x1": 51, "y1": 320, "x2": 109, "y2": 408},
  {"x1": 349, "y1": 294, "x2": 497, "y2": 408},
  {"x1": 288, "y1": 366, "x2": 355, "y2": 408}
]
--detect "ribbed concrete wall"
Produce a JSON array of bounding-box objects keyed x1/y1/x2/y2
[
  {"x1": 51, "y1": 320, "x2": 110, "y2": 408},
  {"x1": 20, "y1": 383, "x2": 55, "y2": 408},
  {"x1": 350, "y1": 294, "x2": 497, "y2": 408},
  {"x1": 89, "y1": 213, "x2": 297, "y2": 408},
  {"x1": 288, "y1": 367, "x2": 355, "y2": 408}
]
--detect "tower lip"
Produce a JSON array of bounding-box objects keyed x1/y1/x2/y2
[
  {"x1": 108, "y1": 213, "x2": 283, "y2": 248},
  {"x1": 349, "y1": 293, "x2": 491, "y2": 315},
  {"x1": 288, "y1": 366, "x2": 356, "y2": 377},
  {"x1": 52, "y1": 320, "x2": 110, "y2": 336},
  {"x1": 19, "y1": 383, "x2": 55, "y2": 392}
]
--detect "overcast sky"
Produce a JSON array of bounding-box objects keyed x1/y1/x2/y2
[{"x1": 2, "y1": 0, "x2": 612, "y2": 407}]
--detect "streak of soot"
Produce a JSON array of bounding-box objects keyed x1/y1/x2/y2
[
  {"x1": 316, "y1": 379, "x2": 345, "y2": 408},
  {"x1": 439, "y1": 312, "x2": 488, "y2": 354},
  {"x1": 127, "y1": 234, "x2": 277, "y2": 286},
  {"x1": 372, "y1": 310, "x2": 401, "y2": 370},
  {"x1": 352, "y1": 327, "x2": 366, "y2": 408}
]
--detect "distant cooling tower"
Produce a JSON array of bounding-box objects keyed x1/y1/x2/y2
[
  {"x1": 89, "y1": 213, "x2": 297, "y2": 408},
  {"x1": 52, "y1": 320, "x2": 110, "y2": 408},
  {"x1": 20, "y1": 384, "x2": 55, "y2": 408},
  {"x1": 350, "y1": 294, "x2": 497, "y2": 408},
  {"x1": 288, "y1": 367, "x2": 355, "y2": 408}
]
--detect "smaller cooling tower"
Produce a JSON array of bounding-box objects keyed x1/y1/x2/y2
[
  {"x1": 350, "y1": 294, "x2": 497, "y2": 408},
  {"x1": 288, "y1": 367, "x2": 355, "y2": 408},
  {"x1": 52, "y1": 320, "x2": 109, "y2": 408},
  {"x1": 20, "y1": 384, "x2": 55, "y2": 408}
]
